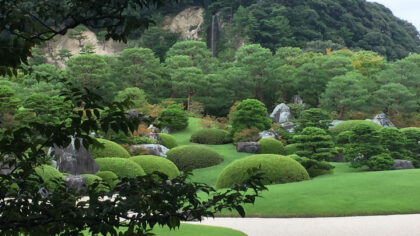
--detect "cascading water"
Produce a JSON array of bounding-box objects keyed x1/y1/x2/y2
[{"x1": 211, "y1": 14, "x2": 218, "y2": 57}]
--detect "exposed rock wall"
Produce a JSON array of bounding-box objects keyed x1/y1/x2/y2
[{"x1": 163, "y1": 7, "x2": 204, "y2": 40}]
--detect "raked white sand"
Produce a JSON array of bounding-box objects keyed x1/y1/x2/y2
[{"x1": 189, "y1": 215, "x2": 420, "y2": 236}]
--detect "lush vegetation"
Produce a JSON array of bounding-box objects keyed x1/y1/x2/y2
[
  {"x1": 158, "y1": 105, "x2": 189, "y2": 131},
  {"x1": 95, "y1": 158, "x2": 146, "y2": 178},
  {"x1": 158, "y1": 133, "x2": 178, "y2": 149},
  {"x1": 259, "y1": 138, "x2": 285, "y2": 155},
  {"x1": 95, "y1": 171, "x2": 119, "y2": 188},
  {"x1": 330, "y1": 120, "x2": 382, "y2": 135},
  {"x1": 190, "y1": 128, "x2": 230, "y2": 145},
  {"x1": 167, "y1": 145, "x2": 224, "y2": 171},
  {"x1": 130, "y1": 155, "x2": 180, "y2": 179},
  {"x1": 216, "y1": 154, "x2": 309, "y2": 189},
  {"x1": 89, "y1": 139, "x2": 131, "y2": 159}
]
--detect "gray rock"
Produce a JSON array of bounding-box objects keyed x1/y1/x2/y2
[
  {"x1": 392, "y1": 159, "x2": 414, "y2": 170},
  {"x1": 0, "y1": 154, "x2": 15, "y2": 175},
  {"x1": 290, "y1": 95, "x2": 304, "y2": 105},
  {"x1": 145, "y1": 125, "x2": 162, "y2": 144},
  {"x1": 236, "y1": 142, "x2": 261, "y2": 154},
  {"x1": 259, "y1": 130, "x2": 279, "y2": 140},
  {"x1": 270, "y1": 103, "x2": 293, "y2": 123},
  {"x1": 330, "y1": 120, "x2": 345, "y2": 128},
  {"x1": 280, "y1": 122, "x2": 297, "y2": 133},
  {"x1": 130, "y1": 144, "x2": 169, "y2": 157},
  {"x1": 49, "y1": 137, "x2": 99, "y2": 175},
  {"x1": 161, "y1": 127, "x2": 171, "y2": 134},
  {"x1": 366, "y1": 113, "x2": 395, "y2": 127},
  {"x1": 65, "y1": 175, "x2": 86, "y2": 192}
]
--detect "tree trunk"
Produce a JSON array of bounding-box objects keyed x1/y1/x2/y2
[{"x1": 338, "y1": 106, "x2": 345, "y2": 120}]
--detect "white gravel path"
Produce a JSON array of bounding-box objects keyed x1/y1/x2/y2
[{"x1": 189, "y1": 215, "x2": 420, "y2": 236}]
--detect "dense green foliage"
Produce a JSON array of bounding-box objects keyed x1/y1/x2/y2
[
  {"x1": 293, "y1": 127, "x2": 335, "y2": 161},
  {"x1": 294, "y1": 108, "x2": 332, "y2": 132},
  {"x1": 81, "y1": 174, "x2": 109, "y2": 192},
  {"x1": 95, "y1": 171, "x2": 119, "y2": 188},
  {"x1": 158, "y1": 105, "x2": 188, "y2": 131},
  {"x1": 379, "y1": 128, "x2": 409, "y2": 160},
  {"x1": 216, "y1": 154, "x2": 309, "y2": 189},
  {"x1": 230, "y1": 99, "x2": 272, "y2": 134},
  {"x1": 259, "y1": 138, "x2": 285, "y2": 155},
  {"x1": 284, "y1": 143, "x2": 298, "y2": 155},
  {"x1": 190, "y1": 128, "x2": 230, "y2": 145},
  {"x1": 89, "y1": 139, "x2": 130, "y2": 159},
  {"x1": 34, "y1": 165, "x2": 64, "y2": 191},
  {"x1": 288, "y1": 154, "x2": 334, "y2": 177},
  {"x1": 401, "y1": 127, "x2": 420, "y2": 160},
  {"x1": 232, "y1": 128, "x2": 260, "y2": 144},
  {"x1": 366, "y1": 153, "x2": 394, "y2": 171},
  {"x1": 158, "y1": 133, "x2": 178, "y2": 149},
  {"x1": 330, "y1": 120, "x2": 382, "y2": 135},
  {"x1": 95, "y1": 158, "x2": 146, "y2": 178},
  {"x1": 167, "y1": 145, "x2": 223, "y2": 171},
  {"x1": 129, "y1": 155, "x2": 180, "y2": 179}
]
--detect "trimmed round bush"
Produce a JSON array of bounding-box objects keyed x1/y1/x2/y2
[
  {"x1": 259, "y1": 138, "x2": 285, "y2": 154},
  {"x1": 34, "y1": 165, "x2": 64, "y2": 190},
  {"x1": 401, "y1": 127, "x2": 420, "y2": 158},
  {"x1": 81, "y1": 174, "x2": 109, "y2": 192},
  {"x1": 366, "y1": 153, "x2": 394, "y2": 171},
  {"x1": 288, "y1": 154, "x2": 334, "y2": 177},
  {"x1": 216, "y1": 154, "x2": 309, "y2": 189},
  {"x1": 167, "y1": 145, "x2": 223, "y2": 171},
  {"x1": 158, "y1": 133, "x2": 178, "y2": 149},
  {"x1": 130, "y1": 155, "x2": 180, "y2": 179},
  {"x1": 158, "y1": 104, "x2": 188, "y2": 131},
  {"x1": 96, "y1": 171, "x2": 119, "y2": 188},
  {"x1": 336, "y1": 131, "x2": 353, "y2": 144},
  {"x1": 330, "y1": 120, "x2": 382, "y2": 135},
  {"x1": 90, "y1": 138, "x2": 130, "y2": 159},
  {"x1": 190, "y1": 128, "x2": 230, "y2": 145},
  {"x1": 284, "y1": 143, "x2": 298, "y2": 155},
  {"x1": 95, "y1": 158, "x2": 145, "y2": 178}
]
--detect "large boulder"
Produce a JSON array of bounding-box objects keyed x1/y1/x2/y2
[
  {"x1": 65, "y1": 175, "x2": 86, "y2": 192},
  {"x1": 259, "y1": 130, "x2": 279, "y2": 140},
  {"x1": 130, "y1": 144, "x2": 169, "y2": 158},
  {"x1": 290, "y1": 95, "x2": 304, "y2": 105},
  {"x1": 145, "y1": 125, "x2": 162, "y2": 144},
  {"x1": 49, "y1": 138, "x2": 99, "y2": 175},
  {"x1": 392, "y1": 159, "x2": 415, "y2": 170},
  {"x1": 281, "y1": 122, "x2": 297, "y2": 133},
  {"x1": 366, "y1": 113, "x2": 395, "y2": 127},
  {"x1": 236, "y1": 142, "x2": 261, "y2": 154},
  {"x1": 270, "y1": 103, "x2": 292, "y2": 123}
]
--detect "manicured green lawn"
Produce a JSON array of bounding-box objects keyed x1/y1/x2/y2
[
  {"x1": 83, "y1": 224, "x2": 245, "y2": 236},
  {"x1": 172, "y1": 117, "x2": 420, "y2": 217}
]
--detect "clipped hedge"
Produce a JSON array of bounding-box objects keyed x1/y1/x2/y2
[
  {"x1": 401, "y1": 127, "x2": 420, "y2": 159},
  {"x1": 284, "y1": 143, "x2": 298, "y2": 155},
  {"x1": 288, "y1": 154, "x2": 334, "y2": 177},
  {"x1": 259, "y1": 138, "x2": 285, "y2": 154},
  {"x1": 330, "y1": 120, "x2": 382, "y2": 135},
  {"x1": 95, "y1": 158, "x2": 145, "y2": 178},
  {"x1": 190, "y1": 128, "x2": 230, "y2": 145},
  {"x1": 81, "y1": 174, "x2": 109, "y2": 192},
  {"x1": 34, "y1": 165, "x2": 64, "y2": 190},
  {"x1": 167, "y1": 145, "x2": 223, "y2": 171},
  {"x1": 216, "y1": 154, "x2": 309, "y2": 189},
  {"x1": 158, "y1": 133, "x2": 178, "y2": 149},
  {"x1": 96, "y1": 171, "x2": 119, "y2": 188},
  {"x1": 130, "y1": 155, "x2": 180, "y2": 179},
  {"x1": 90, "y1": 138, "x2": 130, "y2": 159}
]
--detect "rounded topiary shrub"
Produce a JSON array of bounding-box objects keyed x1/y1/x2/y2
[
  {"x1": 96, "y1": 171, "x2": 119, "y2": 188},
  {"x1": 284, "y1": 143, "x2": 298, "y2": 155},
  {"x1": 288, "y1": 154, "x2": 334, "y2": 177},
  {"x1": 81, "y1": 174, "x2": 109, "y2": 192},
  {"x1": 190, "y1": 128, "x2": 230, "y2": 145},
  {"x1": 158, "y1": 133, "x2": 178, "y2": 149},
  {"x1": 90, "y1": 138, "x2": 130, "y2": 159},
  {"x1": 158, "y1": 105, "x2": 188, "y2": 131},
  {"x1": 130, "y1": 155, "x2": 180, "y2": 179},
  {"x1": 401, "y1": 127, "x2": 420, "y2": 159},
  {"x1": 167, "y1": 145, "x2": 223, "y2": 171},
  {"x1": 216, "y1": 154, "x2": 309, "y2": 189},
  {"x1": 95, "y1": 158, "x2": 145, "y2": 178},
  {"x1": 34, "y1": 165, "x2": 64, "y2": 190},
  {"x1": 259, "y1": 138, "x2": 285, "y2": 154},
  {"x1": 330, "y1": 120, "x2": 382, "y2": 135},
  {"x1": 366, "y1": 153, "x2": 394, "y2": 171}
]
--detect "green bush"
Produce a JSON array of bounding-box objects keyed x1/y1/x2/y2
[
  {"x1": 293, "y1": 127, "x2": 336, "y2": 161},
  {"x1": 158, "y1": 104, "x2": 188, "y2": 131},
  {"x1": 366, "y1": 153, "x2": 395, "y2": 171},
  {"x1": 401, "y1": 127, "x2": 420, "y2": 159},
  {"x1": 230, "y1": 99, "x2": 272, "y2": 134},
  {"x1": 294, "y1": 108, "x2": 332, "y2": 132},
  {"x1": 190, "y1": 128, "x2": 230, "y2": 145},
  {"x1": 259, "y1": 138, "x2": 285, "y2": 155},
  {"x1": 216, "y1": 154, "x2": 309, "y2": 189},
  {"x1": 96, "y1": 171, "x2": 119, "y2": 188},
  {"x1": 379, "y1": 127, "x2": 409, "y2": 159},
  {"x1": 129, "y1": 136, "x2": 157, "y2": 145},
  {"x1": 277, "y1": 128, "x2": 293, "y2": 144},
  {"x1": 34, "y1": 165, "x2": 64, "y2": 190},
  {"x1": 130, "y1": 155, "x2": 180, "y2": 179},
  {"x1": 90, "y1": 138, "x2": 130, "y2": 159},
  {"x1": 95, "y1": 158, "x2": 145, "y2": 178},
  {"x1": 336, "y1": 131, "x2": 353, "y2": 145},
  {"x1": 167, "y1": 145, "x2": 223, "y2": 171},
  {"x1": 330, "y1": 120, "x2": 382, "y2": 135},
  {"x1": 284, "y1": 143, "x2": 298, "y2": 155},
  {"x1": 158, "y1": 133, "x2": 178, "y2": 149},
  {"x1": 232, "y1": 128, "x2": 260, "y2": 144},
  {"x1": 288, "y1": 154, "x2": 334, "y2": 177},
  {"x1": 81, "y1": 174, "x2": 109, "y2": 192}
]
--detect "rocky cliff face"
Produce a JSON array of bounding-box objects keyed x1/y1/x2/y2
[{"x1": 163, "y1": 6, "x2": 204, "y2": 40}]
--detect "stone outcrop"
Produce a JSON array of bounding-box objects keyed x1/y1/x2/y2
[
  {"x1": 367, "y1": 113, "x2": 395, "y2": 127},
  {"x1": 145, "y1": 125, "x2": 162, "y2": 144},
  {"x1": 392, "y1": 159, "x2": 414, "y2": 170},
  {"x1": 130, "y1": 144, "x2": 169, "y2": 157},
  {"x1": 259, "y1": 130, "x2": 279, "y2": 140},
  {"x1": 65, "y1": 175, "x2": 86, "y2": 192},
  {"x1": 163, "y1": 7, "x2": 204, "y2": 40},
  {"x1": 280, "y1": 122, "x2": 297, "y2": 133},
  {"x1": 236, "y1": 142, "x2": 260, "y2": 154},
  {"x1": 270, "y1": 103, "x2": 293, "y2": 123}
]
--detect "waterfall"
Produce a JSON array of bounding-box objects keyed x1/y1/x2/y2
[{"x1": 211, "y1": 14, "x2": 218, "y2": 57}]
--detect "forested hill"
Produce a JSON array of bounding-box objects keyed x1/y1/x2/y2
[{"x1": 160, "y1": 0, "x2": 420, "y2": 60}]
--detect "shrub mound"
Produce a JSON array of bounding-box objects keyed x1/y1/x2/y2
[
  {"x1": 330, "y1": 120, "x2": 382, "y2": 135},
  {"x1": 130, "y1": 155, "x2": 180, "y2": 179},
  {"x1": 81, "y1": 174, "x2": 109, "y2": 192},
  {"x1": 288, "y1": 154, "x2": 334, "y2": 177},
  {"x1": 216, "y1": 154, "x2": 309, "y2": 189},
  {"x1": 34, "y1": 165, "x2": 64, "y2": 190},
  {"x1": 284, "y1": 143, "x2": 298, "y2": 155},
  {"x1": 158, "y1": 133, "x2": 178, "y2": 149},
  {"x1": 158, "y1": 104, "x2": 188, "y2": 131},
  {"x1": 190, "y1": 128, "x2": 230, "y2": 145},
  {"x1": 259, "y1": 138, "x2": 285, "y2": 154},
  {"x1": 95, "y1": 158, "x2": 145, "y2": 178},
  {"x1": 96, "y1": 171, "x2": 119, "y2": 188},
  {"x1": 366, "y1": 153, "x2": 395, "y2": 171},
  {"x1": 167, "y1": 145, "x2": 223, "y2": 171},
  {"x1": 90, "y1": 138, "x2": 130, "y2": 159}
]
